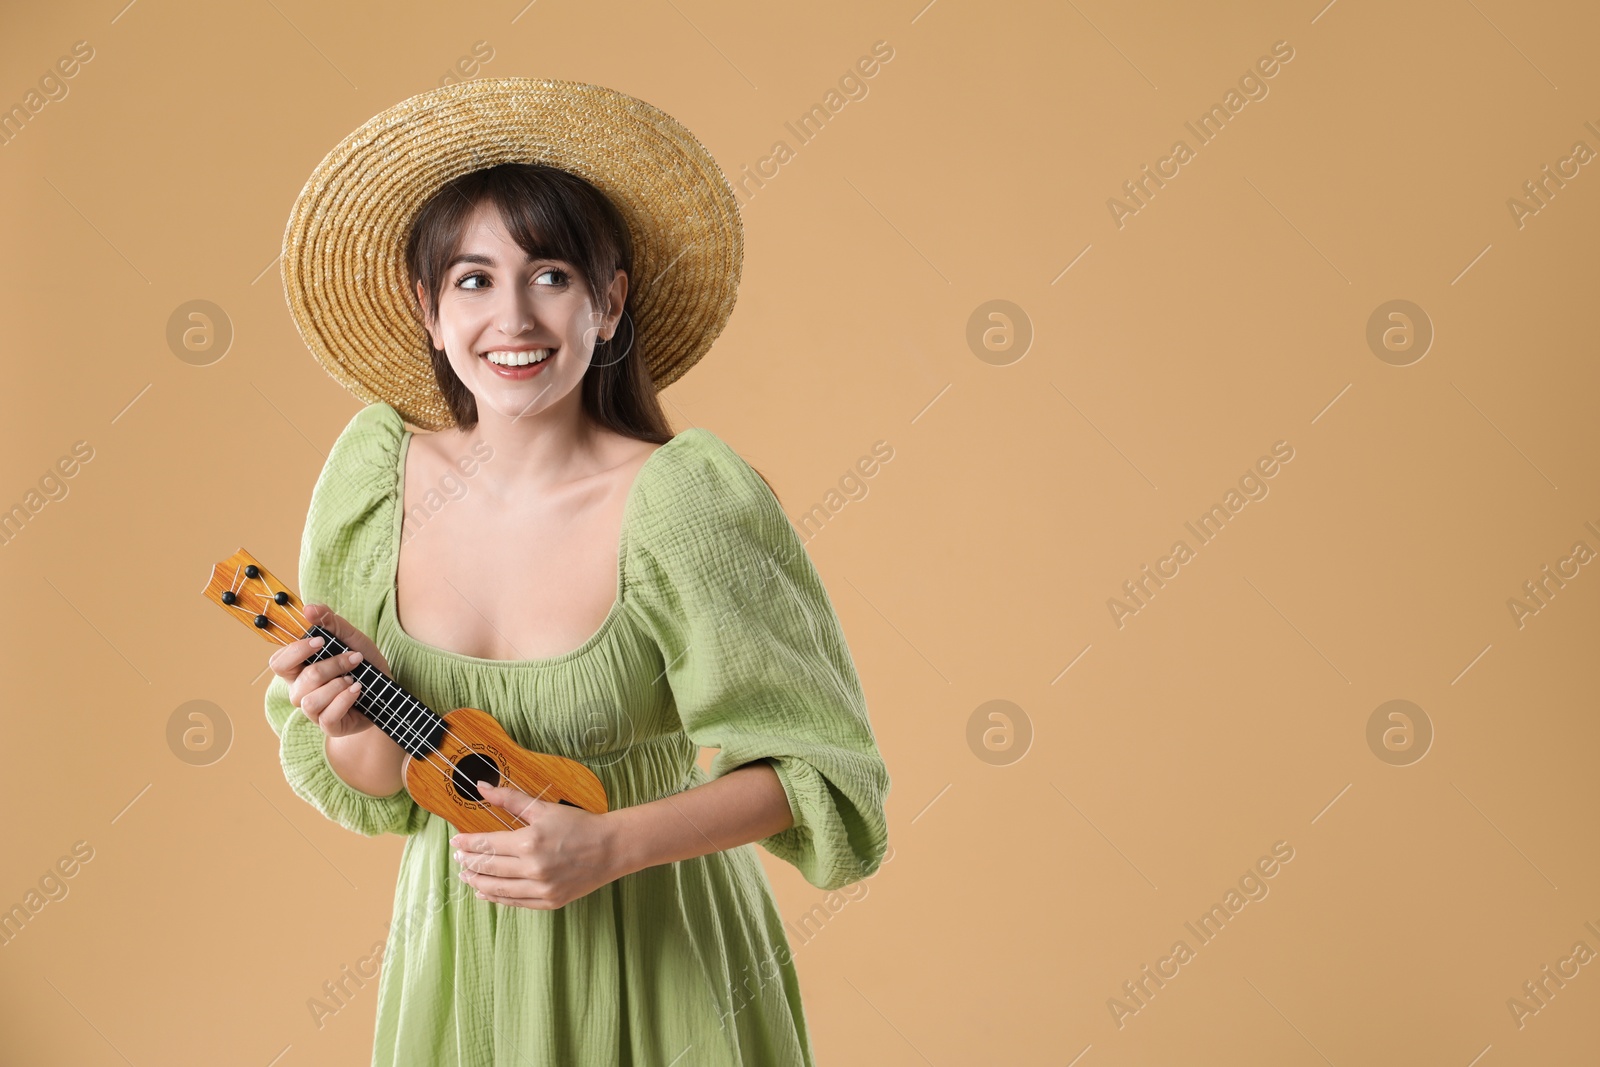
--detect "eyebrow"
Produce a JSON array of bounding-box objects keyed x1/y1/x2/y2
[{"x1": 444, "y1": 251, "x2": 565, "y2": 271}]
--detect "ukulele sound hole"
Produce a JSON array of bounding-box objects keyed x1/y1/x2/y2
[{"x1": 450, "y1": 752, "x2": 501, "y2": 803}]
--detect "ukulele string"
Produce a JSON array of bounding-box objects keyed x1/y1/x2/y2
[{"x1": 236, "y1": 578, "x2": 541, "y2": 831}]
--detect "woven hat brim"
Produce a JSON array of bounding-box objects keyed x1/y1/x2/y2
[{"x1": 281, "y1": 77, "x2": 744, "y2": 431}]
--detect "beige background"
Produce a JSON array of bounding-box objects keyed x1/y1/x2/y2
[{"x1": 2, "y1": 0, "x2": 1597, "y2": 1063}]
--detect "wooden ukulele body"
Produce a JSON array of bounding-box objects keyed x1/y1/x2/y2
[{"x1": 403, "y1": 707, "x2": 609, "y2": 834}]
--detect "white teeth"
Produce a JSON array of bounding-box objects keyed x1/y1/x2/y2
[{"x1": 484, "y1": 349, "x2": 552, "y2": 367}]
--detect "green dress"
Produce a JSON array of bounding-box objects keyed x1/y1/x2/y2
[{"x1": 263, "y1": 403, "x2": 892, "y2": 1066}]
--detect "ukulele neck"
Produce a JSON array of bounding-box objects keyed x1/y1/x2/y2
[{"x1": 303, "y1": 624, "x2": 444, "y2": 758}]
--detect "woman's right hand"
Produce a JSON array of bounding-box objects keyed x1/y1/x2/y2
[{"x1": 268, "y1": 603, "x2": 386, "y2": 738}]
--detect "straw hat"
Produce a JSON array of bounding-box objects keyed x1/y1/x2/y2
[{"x1": 280, "y1": 77, "x2": 744, "y2": 431}]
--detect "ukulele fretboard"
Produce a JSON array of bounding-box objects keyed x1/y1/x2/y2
[{"x1": 303, "y1": 625, "x2": 444, "y2": 758}]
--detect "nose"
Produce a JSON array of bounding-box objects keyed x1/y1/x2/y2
[{"x1": 497, "y1": 283, "x2": 537, "y2": 336}]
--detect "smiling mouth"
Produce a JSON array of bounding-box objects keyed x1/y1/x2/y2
[{"x1": 482, "y1": 348, "x2": 553, "y2": 367}]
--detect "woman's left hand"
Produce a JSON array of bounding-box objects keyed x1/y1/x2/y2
[{"x1": 451, "y1": 782, "x2": 623, "y2": 910}]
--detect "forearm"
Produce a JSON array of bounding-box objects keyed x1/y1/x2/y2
[
  {"x1": 324, "y1": 729, "x2": 407, "y2": 798},
  {"x1": 608, "y1": 759, "x2": 794, "y2": 877}
]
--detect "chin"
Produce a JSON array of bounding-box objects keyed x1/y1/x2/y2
[{"x1": 483, "y1": 379, "x2": 572, "y2": 419}]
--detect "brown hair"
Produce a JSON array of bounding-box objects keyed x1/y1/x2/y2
[{"x1": 403, "y1": 162, "x2": 672, "y2": 443}]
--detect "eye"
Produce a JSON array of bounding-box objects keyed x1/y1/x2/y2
[{"x1": 453, "y1": 266, "x2": 569, "y2": 291}]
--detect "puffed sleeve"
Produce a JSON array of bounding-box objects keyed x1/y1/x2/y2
[
  {"x1": 263, "y1": 402, "x2": 428, "y2": 838},
  {"x1": 623, "y1": 429, "x2": 891, "y2": 890}
]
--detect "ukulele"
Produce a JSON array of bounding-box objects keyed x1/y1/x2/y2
[{"x1": 203, "y1": 548, "x2": 608, "y2": 833}]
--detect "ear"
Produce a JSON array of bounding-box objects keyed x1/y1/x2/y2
[
  {"x1": 415, "y1": 280, "x2": 443, "y2": 350},
  {"x1": 603, "y1": 268, "x2": 629, "y2": 339}
]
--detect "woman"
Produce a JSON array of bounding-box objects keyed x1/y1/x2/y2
[{"x1": 263, "y1": 79, "x2": 891, "y2": 1065}]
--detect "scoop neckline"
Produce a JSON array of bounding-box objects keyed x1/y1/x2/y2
[{"x1": 383, "y1": 426, "x2": 695, "y2": 669}]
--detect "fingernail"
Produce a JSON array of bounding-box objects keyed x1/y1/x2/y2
[
  {"x1": 459, "y1": 871, "x2": 469, "y2": 881},
  {"x1": 452, "y1": 850, "x2": 463, "y2": 862},
  {"x1": 310, "y1": 636, "x2": 324, "y2": 649},
  {"x1": 349, "y1": 682, "x2": 361, "y2": 693},
  {"x1": 348, "y1": 651, "x2": 363, "y2": 664}
]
